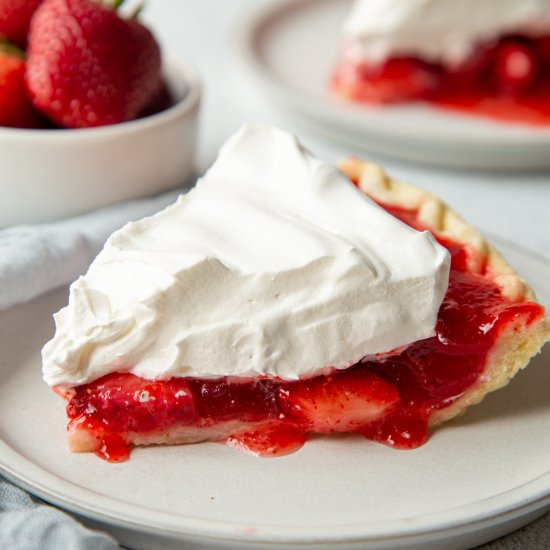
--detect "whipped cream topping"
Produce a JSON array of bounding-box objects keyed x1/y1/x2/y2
[
  {"x1": 42, "y1": 125, "x2": 450, "y2": 388},
  {"x1": 342, "y1": 0, "x2": 550, "y2": 66}
]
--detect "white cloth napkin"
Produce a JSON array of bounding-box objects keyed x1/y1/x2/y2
[{"x1": 0, "y1": 188, "x2": 186, "y2": 312}]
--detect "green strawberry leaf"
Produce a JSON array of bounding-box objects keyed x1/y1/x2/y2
[{"x1": 0, "y1": 40, "x2": 26, "y2": 59}]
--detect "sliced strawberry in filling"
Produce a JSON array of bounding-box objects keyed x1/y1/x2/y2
[
  {"x1": 278, "y1": 369, "x2": 400, "y2": 433},
  {"x1": 332, "y1": 33, "x2": 550, "y2": 125},
  {"x1": 342, "y1": 57, "x2": 440, "y2": 104}
]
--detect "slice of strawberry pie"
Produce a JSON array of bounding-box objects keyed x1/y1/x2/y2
[
  {"x1": 42, "y1": 125, "x2": 549, "y2": 462},
  {"x1": 332, "y1": 0, "x2": 550, "y2": 125}
]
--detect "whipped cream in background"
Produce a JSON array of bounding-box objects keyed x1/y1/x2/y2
[
  {"x1": 343, "y1": 0, "x2": 550, "y2": 66},
  {"x1": 42, "y1": 125, "x2": 450, "y2": 388}
]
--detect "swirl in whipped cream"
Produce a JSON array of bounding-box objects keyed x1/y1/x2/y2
[
  {"x1": 342, "y1": 0, "x2": 550, "y2": 66},
  {"x1": 42, "y1": 125, "x2": 450, "y2": 388}
]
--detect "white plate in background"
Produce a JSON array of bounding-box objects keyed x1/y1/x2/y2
[
  {"x1": 234, "y1": 0, "x2": 550, "y2": 170},
  {"x1": 0, "y1": 239, "x2": 549, "y2": 550}
]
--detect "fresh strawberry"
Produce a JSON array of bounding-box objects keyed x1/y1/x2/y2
[
  {"x1": 0, "y1": 0, "x2": 43, "y2": 48},
  {"x1": 0, "y1": 44, "x2": 41, "y2": 128},
  {"x1": 494, "y1": 40, "x2": 538, "y2": 93},
  {"x1": 355, "y1": 58, "x2": 440, "y2": 103},
  {"x1": 25, "y1": 0, "x2": 162, "y2": 128},
  {"x1": 138, "y1": 80, "x2": 173, "y2": 118},
  {"x1": 278, "y1": 368, "x2": 400, "y2": 433}
]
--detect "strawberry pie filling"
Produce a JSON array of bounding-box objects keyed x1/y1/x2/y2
[
  {"x1": 60, "y1": 200, "x2": 545, "y2": 462},
  {"x1": 332, "y1": 33, "x2": 550, "y2": 125}
]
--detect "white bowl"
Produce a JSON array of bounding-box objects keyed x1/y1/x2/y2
[{"x1": 0, "y1": 57, "x2": 200, "y2": 228}]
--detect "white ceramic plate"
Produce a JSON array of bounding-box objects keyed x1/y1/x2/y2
[
  {"x1": 1, "y1": 238, "x2": 549, "y2": 550},
  {"x1": 234, "y1": 0, "x2": 550, "y2": 170}
]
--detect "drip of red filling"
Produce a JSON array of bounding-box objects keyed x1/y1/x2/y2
[
  {"x1": 332, "y1": 34, "x2": 550, "y2": 125},
  {"x1": 64, "y1": 204, "x2": 544, "y2": 461}
]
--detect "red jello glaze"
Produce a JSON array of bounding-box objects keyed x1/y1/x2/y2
[
  {"x1": 64, "y1": 204, "x2": 545, "y2": 461},
  {"x1": 335, "y1": 57, "x2": 440, "y2": 104},
  {"x1": 188, "y1": 377, "x2": 280, "y2": 422},
  {"x1": 226, "y1": 423, "x2": 306, "y2": 457},
  {"x1": 334, "y1": 33, "x2": 550, "y2": 125},
  {"x1": 67, "y1": 415, "x2": 130, "y2": 462},
  {"x1": 68, "y1": 374, "x2": 198, "y2": 434}
]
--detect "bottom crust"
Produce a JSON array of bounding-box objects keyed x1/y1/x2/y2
[
  {"x1": 70, "y1": 419, "x2": 259, "y2": 452},
  {"x1": 429, "y1": 313, "x2": 549, "y2": 426}
]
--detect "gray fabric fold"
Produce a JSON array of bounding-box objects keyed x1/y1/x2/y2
[
  {"x1": 0, "y1": 478, "x2": 118, "y2": 550},
  {"x1": 0, "y1": 187, "x2": 185, "y2": 312}
]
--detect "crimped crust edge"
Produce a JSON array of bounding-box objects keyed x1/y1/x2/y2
[{"x1": 339, "y1": 158, "x2": 549, "y2": 426}]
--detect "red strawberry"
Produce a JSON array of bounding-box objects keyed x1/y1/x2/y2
[
  {"x1": 0, "y1": 44, "x2": 41, "y2": 128},
  {"x1": 139, "y1": 80, "x2": 173, "y2": 118},
  {"x1": 355, "y1": 58, "x2": 440, "y2": 103},
  {"x1": 535, "y1": 35, "x2": 550, "y2": 64},
  {"x1": 278, "y1": 368, "x2": 400, "y2": 433},
  {"x1": 0, "y1": 0, "x2": 43, "y2": 48},
  {"x1": 494, "y1": 40, "x2": 538, "y2": 93},
  {"x1": 25, "y1": 0, "x2": 162, "y2": 128},
  {"x1": 68, "y1": 373, "x2": 198, "y2": 433},
  {"x1": 445, "y1": 42, "x2": 496, "y2": 87}
]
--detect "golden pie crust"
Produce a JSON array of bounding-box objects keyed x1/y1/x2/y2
[{"x1": 340, "y1": 158, "x2": 549, "y2": 426}]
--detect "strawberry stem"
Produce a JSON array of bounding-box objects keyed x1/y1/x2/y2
[
  {"x1": 98, "y1": 0, "x2": 126, "y2": 9},
  {"x1": 128, "y1": 3, "x2": 144, "y2": 19},
  {"x1": 98, "y1": 0, "x2": 144, "y2": 18},
  {"x1": 0, "y1": 41, "x2": 25, "y2": 59}
]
